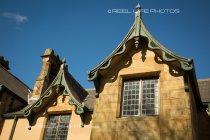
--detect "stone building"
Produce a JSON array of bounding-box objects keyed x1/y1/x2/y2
[
  {"x1": 87, "y1": 3, "x2": 210, "y2": 140},
  {"x1": 0, "y1": 3, "x2": 210, "y2": 140},
  {"x1": 0, "y1": 56, "x2": 30, "y2": 132},
  {"x1": 0, "y1": 49, "x2": 94, "y2": 140}
]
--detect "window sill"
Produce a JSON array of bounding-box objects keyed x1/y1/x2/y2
[{"x1": 118, "y1": 115, "x2": 160, "y2": 121}]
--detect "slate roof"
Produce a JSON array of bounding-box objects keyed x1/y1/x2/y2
[
  {"x1": 198, "y1": 78, "x2": 210, "y2": 102},
  {"x1": 84, "y1": 88, "x2": 96, "y2": 111},
  {"x1": 22, "y1": 63, "x2": 94, "y2": 119},
  {"x1": 64, "y1": 68, "x2": 88, "y2": 103},
  {"x1": 3, "y1": 64, "x2": 95, "y2": 118},
  {"x1": 3, "y1": 104, "x2": 32, "y2": 117},
  {"x1": 3, "y1": 89, "x2": 95, "y2": 118},
  {"x1": 86, "y1": 88, "x2": 96, "y2": 95},
  {"x1": 0, "y1": 64, "x2": 31, "y2": 102}
]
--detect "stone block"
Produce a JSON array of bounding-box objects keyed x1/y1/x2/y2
[
  {"x1": 169, "y1": 91, "x2": 186, "y2": 99},
  {"x1": 92, "y1": 112, "x2": 116, "y2": 122},
  {"x1": 162, "y1": 99, "x2": 186, "y2": 109},
  {"x1": 99, "y1": 94, "x2": 118, "y2": 104},
  {"x1": 161, "y1": 119, "x2": 188, "y2": 132},
  {"x1": 161, "y1": 130, "x2": 190, "y2": 140},
  {"x1": 162, "y1": 109, "x2": 190, "y2": 119},
  {"x1": 94, "y1": 102, "x2": 118, "y2": 113}
]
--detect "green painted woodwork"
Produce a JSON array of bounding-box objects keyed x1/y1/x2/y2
[
  {"x1": 24, "y1": 64, "x2": 85, "y2": 121},
  {"x1": 87, "y1": 3, "x2": 193, "y2": 82}
]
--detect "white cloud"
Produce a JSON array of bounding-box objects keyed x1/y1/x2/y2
[{"x1": 1, "y1": 12, "x2": 28, "y2": 24}]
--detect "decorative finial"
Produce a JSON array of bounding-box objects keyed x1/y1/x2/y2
[
  {"x1": 136, "y1": 3, "x2": 141, "y2": 11},
  {"x1": 61, "y1": 58, "x2": 68, "y2": 70},
  {"x1": 134, "y1": 3, "x2": 141, "y2": 48},
  {"x1": 62, "y1": 58, "x2": 66, "y2": 64}
]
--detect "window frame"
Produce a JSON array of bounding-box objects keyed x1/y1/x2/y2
[
  {"x1": 43, "y1": 114, "x2": 71, "y2": 140},
  {"x1": 121, "y1": 77, "x2": 159, "y2": 117}
]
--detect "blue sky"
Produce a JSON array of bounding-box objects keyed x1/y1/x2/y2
[{"x1": 0, "y1": 0, "x2": 210, "y2": 89}]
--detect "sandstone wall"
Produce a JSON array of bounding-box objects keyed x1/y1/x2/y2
[{"x1": 91, "y1": 49, "x2": 193, "y2": 140}]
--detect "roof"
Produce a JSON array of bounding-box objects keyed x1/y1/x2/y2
[
  {"x1": 86, "y1": 88, "x2": 97, "y2": 95},
  {"x1": 3, "y1": 63, "x2": 96, "y2": 120},
  {"x1": 19, "y1": 63, "x2": 90, "y2": 125},
  {"x1": 84, "y1": 88, "x2": 96, "y2": 111},
  {"x1": 3, "y1": 104, "x2": 32, "y2": 117},
  {"x1": 4, "y1": 89, "x2": 96, "y2": 118},
  {"x1": 198, "y1": 78, "x2": 210, "y2": 102},
  {"x1": 0, "y1": 64, "x2": 31, "y2": 102},
  {"x1": 64, "y1": 68, "x2": 88, "y2": 103},
  {"x1": 87, "y1": 4, "x2": 193, "y2": 85}
]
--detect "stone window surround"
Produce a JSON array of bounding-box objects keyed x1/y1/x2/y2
[{"x1": 116, "y1": 71, "x2": 160, "y2": 118}]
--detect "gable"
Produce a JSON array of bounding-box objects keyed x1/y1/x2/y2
[
  {"x1": 21, "y1": 63, "x2": 89, "y2": 126},
  {"x1": 87, "y1": 4, "x2": 193, "y2": 93}
]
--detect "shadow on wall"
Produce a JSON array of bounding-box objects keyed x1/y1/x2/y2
[
  {"x1": 84, "y1": 112, "x2": 92, "y2": 125},
  {"x1": 98, "y1": 36, "x2": 184, "y2": 94},
  {"x1": 91, "y1": 111, "x2": 192, "y2": 140},
  {"x1": 198, "y1": 108, "x2": 210, "y2": 140},
  {"x1": 0, "y1": 119, "x2": 5, "y2": 136}
]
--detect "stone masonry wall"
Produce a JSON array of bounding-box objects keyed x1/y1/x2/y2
[{"x1": 91, "y1": 48, "x2": 193, "y2": 140}]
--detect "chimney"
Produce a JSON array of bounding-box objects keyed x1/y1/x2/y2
[
  {"x1": 0, "y1": 56, "x2": 9, "y2": 70},
  {"x1": 31, "y1": 49, "x2": 62, "y2": 99}
]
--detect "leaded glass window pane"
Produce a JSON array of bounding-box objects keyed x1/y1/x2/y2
[
  {"x1": 141, "y1": 79, "x2": 159, "y2": 115},
  {"x1": 122, "y1": 80, "x2": 140, "y2": 116},
  {"x1": 44, "y1": 114, "x2": 71, "y2": 140},
  {"x1": 122, "y1": 78, "x2": 159, "y2": 117}
]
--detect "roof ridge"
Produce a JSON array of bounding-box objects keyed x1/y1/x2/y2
[
  {"x1": 85, "y1": 88, "x2": 96, "y2": 90},
  {"x1": 198, "y1": 78, "x2": 210, "y2": 81}
]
